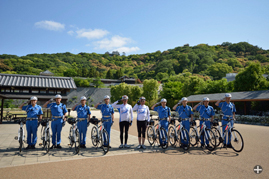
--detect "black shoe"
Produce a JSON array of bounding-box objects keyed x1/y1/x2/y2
[
  {"x1": 56, "y1": 144, "x2": 62, "y2": 149},
  {"x1": 81, "y1": 144, "x2": 86, "y2": 148},
  {"x1": 31, "y1": 145, "x2": 36, "y2": 149},
  {"x1": 227, "y1": 144, "x2": 232, "y2": 148},
  {"x1": 201, "y1": 144, "x2": 205, "y2": 148},
  {"x1": 26, "y1": 145, "x2": 31, "y2": 149},
  {"x1": 50, "y1": 145, "x2": 56, "y2": 149},
  {"x1": 109, "y1": 146, "x2": 111, "y2": 148}
]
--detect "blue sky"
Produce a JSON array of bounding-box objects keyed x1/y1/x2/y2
[{"x1": 0, "y1": 0, "x2": 268, "y2": 56}]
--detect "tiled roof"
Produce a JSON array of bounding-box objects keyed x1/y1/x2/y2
[
  {"x1": 0, "y1": 73, "x2": 76, "y2": 89},
  {"x1": 187, "y1": 90, "x2": 269, "y2": 102}
]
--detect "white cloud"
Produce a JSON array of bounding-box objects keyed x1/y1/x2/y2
[
  {"x1": 76, "y1": 28, "x2": 109, "y2": 40},
  {"x1": 67, "y1": 30, "x2": 74, "y2": 36},
  {"x1": 113, "y1": 46, "x2": 140, "y2": 53},
  {"x1": 35, "y1": 20, "x2": 65, "y2": 31},
  {"x1": 94, "y1": 35, "x2": 132, "y2": 50}
]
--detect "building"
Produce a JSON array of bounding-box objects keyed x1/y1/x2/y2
[{"x1": 223, "y1": 73, "x2": 268, "y2": 82}]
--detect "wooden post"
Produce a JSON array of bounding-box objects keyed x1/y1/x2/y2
[
  {"x1": 0, "y1": 98, "x2": 4, "y2": 124},
  {"x1": 244, "y1": 101, "x2": 247, "y2": 115}
]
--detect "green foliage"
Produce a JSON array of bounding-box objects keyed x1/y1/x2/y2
[
  {"x1": 74, "y1": 78, "x2": 90, "y2": 87},
  {"x1": 92, "y1": 78, "x2": 105, "y2": 88},
  {"x1": 160, "y1": 81, "x2": 184, "y2": 107},
  {"x1": 234, "y1": 62, "x2": 269, "y2": 91},
  {"x1": 142, "y1": 79, "x2": 160, "y2": 106},
  {"x1": 110, "y1": 83, "x2": 142, "y2": 105},
  {"x1": 206, "y1": 63, "x2": 233, "y2": 80},
  {"x1": 0, "y1": 99, "x2": 15, "y2": 108}
]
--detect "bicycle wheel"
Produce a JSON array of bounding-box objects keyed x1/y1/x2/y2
[
  {"x1": 147, "y1": 126, "x2": 155, "y2": 146},
  {"x1": 204, "y1": 129, "x2": 216, "y2": 151},
  {"x1": 189, "y1": 127, "x2": 198, "y2": 146},
  {"x1": 91, "y1": 126, "x2": 98, "y2": 147},
  {"x1": 45, "y1": 129, "x2": 50, "y2": 153},
  {"x1": 160, "y1": 127, "x2": 168, "y2": 149},
  {"x1": 230, "y1": 129, "x2": 244, "y2": 152},
  {"x1": 69, "y1": 127, "x2": 73, "y2": 148},
  {"x1": 102, "y1": 130, "x2": 109, "y2": 154},
  {"x1": 168, "y1": 126, "x2": 177, "y2": 147},
  {"x1": 180, "y1": 128, "x2": 190, "y2": 151},
  {"x1": 211, "y1": 127, "x2": 221, "y2": 147},
  {"x1": 74, "y1": 129, "x2": 80, "y2": 154},
  {"x1": 19, "y1": 128, "x2": 23, "y2": 152}
]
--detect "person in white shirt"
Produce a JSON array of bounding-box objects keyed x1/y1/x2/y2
[
  {"x1": 133, "y1": 96, "x2": 150, "y2": 149},
  {"x1": 112, "y1": 95, "x2": 133, "y2": 149}
]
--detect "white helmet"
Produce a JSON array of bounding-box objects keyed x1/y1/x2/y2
[
  {"x1": 122, "y1": 95, "x2": 128, "y2": 100},
  {"x1": 203, "y1": 97, "x2": 210, "y2": 101},
  {"x1": 104, "y1": 95, "x2": 110, "y2": 99},
  {"x1": 181, "y1": 97, "x2": 188, "y2": 101},
  {"x1": 30, "y1": 96, "x2": 38, "y2": 101},
  {"x1": 140, "y1": 96, "x2": 146, "y2": 100},
  {"x1": 55, "y1": 94, "x2": 62, "y2": 99},
  {"x1": 225, "y1": 93, "x2": 232, "y2": 98},
  {"x1": 160, "y1": 98, "x2": 167, "y2": 103},
  {"x1": 80, "y1": 96, "x2": 87, "y2": 101}
]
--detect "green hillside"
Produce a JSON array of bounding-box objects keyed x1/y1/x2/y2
[{"x1": 1, "y1": 42, "x2": 269, "y2": 82}]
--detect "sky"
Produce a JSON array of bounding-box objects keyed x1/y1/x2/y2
[{"x1": 0, "y1": 0, "x2": 268, "y2": 56}]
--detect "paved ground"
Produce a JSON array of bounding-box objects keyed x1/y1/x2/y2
[{"x1": 0, "y1": 111, "x2": 268, "y2": 178}]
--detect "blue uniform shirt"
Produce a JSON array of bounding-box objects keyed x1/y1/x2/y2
[
  {"x1": 154, "y1": 106, "x2": 171, "y2": 119},
  {"x1": 47, "y1": 103, "x2": 67, "y2": 118},
  {"x1": 97, "y1": 104, "x2": 114, "y2": 120},
  {"x1": 22, "y1": 104, "x2": 43, "y2": 118},
  {"x1": 176, "y1": 105, "x2": 194, "y2": 119},
  {"x1": 196, "y1": 105, "x2": 215, "y2": 118},
  {"x1": 219, "y1": 102, "x2": 236, "y2": 119},
  {"x1": 74, "y1": 105, "x2": 91, "y2": 118}
]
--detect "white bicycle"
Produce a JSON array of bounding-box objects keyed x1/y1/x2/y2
[
  {"x1": 67, "y1": 117, "x2": 80, "y2": 154},
  {"x1": 39, "y1": 118, "x2": 51, "y2": 153},
  {"x1": 14, "y1": 118, "x2": 26, "y2": 152}
]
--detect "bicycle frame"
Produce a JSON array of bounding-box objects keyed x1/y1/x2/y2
[
  {"x1": 41, "y1": 120, "x2": 50, "y2": 142},
  {"x1": 154, "y1": 118, "x2": 165, "y2": 143},
  {"x1": 195, "y1": 119, "x2": 211, "y2": 143},
  {"x1": 97, "y1": 120, "x2": 107, "y2": 144},
  {"x1": 70, "y1": 119, "x2": 79, "y2": 143},
  {"x1": 17, "y1": 121, "x2": 25, "y2": 142}
]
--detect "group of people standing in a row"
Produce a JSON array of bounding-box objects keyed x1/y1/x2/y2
[{"x1": 19, "y1": 93, "x2": 236, "y2": 150}]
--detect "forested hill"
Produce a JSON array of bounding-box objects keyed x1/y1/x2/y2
[{"x1": 1, "y1": 42, "x2": 269, "y2": 81}]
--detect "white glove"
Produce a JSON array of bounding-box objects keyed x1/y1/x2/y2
[
  {"x1": 178, "y1": 100, "x2": 182, "y2": 105},
  {"x1": 24, "y1": 100, "x2": 29, "y2": 104},
  {"x1": 62, "y1": 116, "x2": 65, "y2": 120},
  {"x1": 156, "y1": 102, "x2": 160, "y2": 105},
  {"x1": 50, "y1": 98, "x2": 54, "y2": 102},
  {"x1": 222, "y1": 98, "x2": 226, "y2": 101},
  {"x1": 99, "y1": 101, "x2": 103, "y2": 104}
]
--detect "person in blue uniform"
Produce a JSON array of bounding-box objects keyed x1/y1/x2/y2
[
  {"x1": 151, "y1": 98, "x2": 171, "y2": 146},
  {"x1": 173, "y1": 97, "x2": 194, "y2": 150},
  {"x1": 215, "y1": 93, "x2": 236, "y2": 148},
  {"x1": 72, "y1": 96, "x2": 91, "y2": 148},
  {"x1": 43, "y1": 94, "x2": 67, "y2": 149},
  {"x1": 94, "y1": 95, "x2": 114, "y2": 148},
  {"x1": 19, "y1": 96, "x2": 43, "y2": 149},
  {"x1": 193, "y1": 97, "x2": 215, "y2": 147}
]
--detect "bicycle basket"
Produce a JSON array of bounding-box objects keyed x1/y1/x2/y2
[
  {"x1": 191, "y1": 120, "x2": 196, "y2": 126},
  {"x1": 212, "y1": 119, "x2": 219, "y2": 126},
  {"x1": 170, "y1": 119, "x2": 175, "y2": 125},
  {"x1": 18, "y1": 118, "x2": 26, "y2": 124},
  {"x1": 41, "y1": 118, "x2": 49, "y2": 126},
  {"x1": 67, "y1": 118, "x2": 76, "y2": 125},
  {"x1": 90, "y1": 116, "x2": 98, "y2": 125},
  {"x1": 149, "y1": 120, "x2": 154, "y2": 126}
]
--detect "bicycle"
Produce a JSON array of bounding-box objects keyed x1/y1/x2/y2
[
  {"x1": 3, "y1": 110, "x2": 12, "y2": 122},
  {"x1": 39, "y1": 118, "x2": 51, "y2": 153},
  {"x1": 67, "y1": 117, "x2": 80, "y2": 154},
  {"x1": 90, "y1": 116, "x2": 109, "y2": 154},
  {"x1": 146, "y1": 115, "x2": 168, "y2": 149},
  {"x1": 168, "y1": 115, "x2": 190, "y2": 151},
  {"x1": 189, "y1": 118, "x2": 216, "y2": 151},
  {"x1": 14, "y1": 118, "x2": 26, "y2": 152},
  {"x1": 211, "y1": 116, "x2": 244, "y2": 152}
]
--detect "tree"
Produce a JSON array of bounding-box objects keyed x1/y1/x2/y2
[
  {"x1": 142, "y1": 79, "x2": 160, "y2": 106},
  {"x1": 182, "y1": 76, "x2": 207, "y2": 97},
  {"x1": 206, "y1": 63, "x2": 233, "y2": 80},
  {"x1": 160, "y1": 81, "x2": 184, "y2": 107},
  {"x1": 114, "y1": 68, "x2": 123, "y2": 79},
  {"x1": 110, "y1": 83, "x2": 143, "y2": 105},
  {"x1": 234, "y1": 62, "x2": 269, "y2": 91},
  {"x1": 64, "y1": 69, "x2": 77, "y2": 77},
  {"x1": 106, "y1": 69, "x2": 113, "y2": 79},
  {"x1": 92, "y1": 78, "x2": 105, "y2": 88}
]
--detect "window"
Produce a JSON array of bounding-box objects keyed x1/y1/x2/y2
[
  {"x1": 32, "y1": 90, "x2": 39, "y2": 93},
  {"x1": 40, "y1": 90, "x2": 46, "y2": 94},
  {"x1": 14, "y1": 89, "x2": 19, "y2": 93},
  {"x1": 49, "y1": 90, "x2": 55, "y2": 94},
  {"x1": 23, "y1": 89, "x2": 29, "y2": 93}
]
